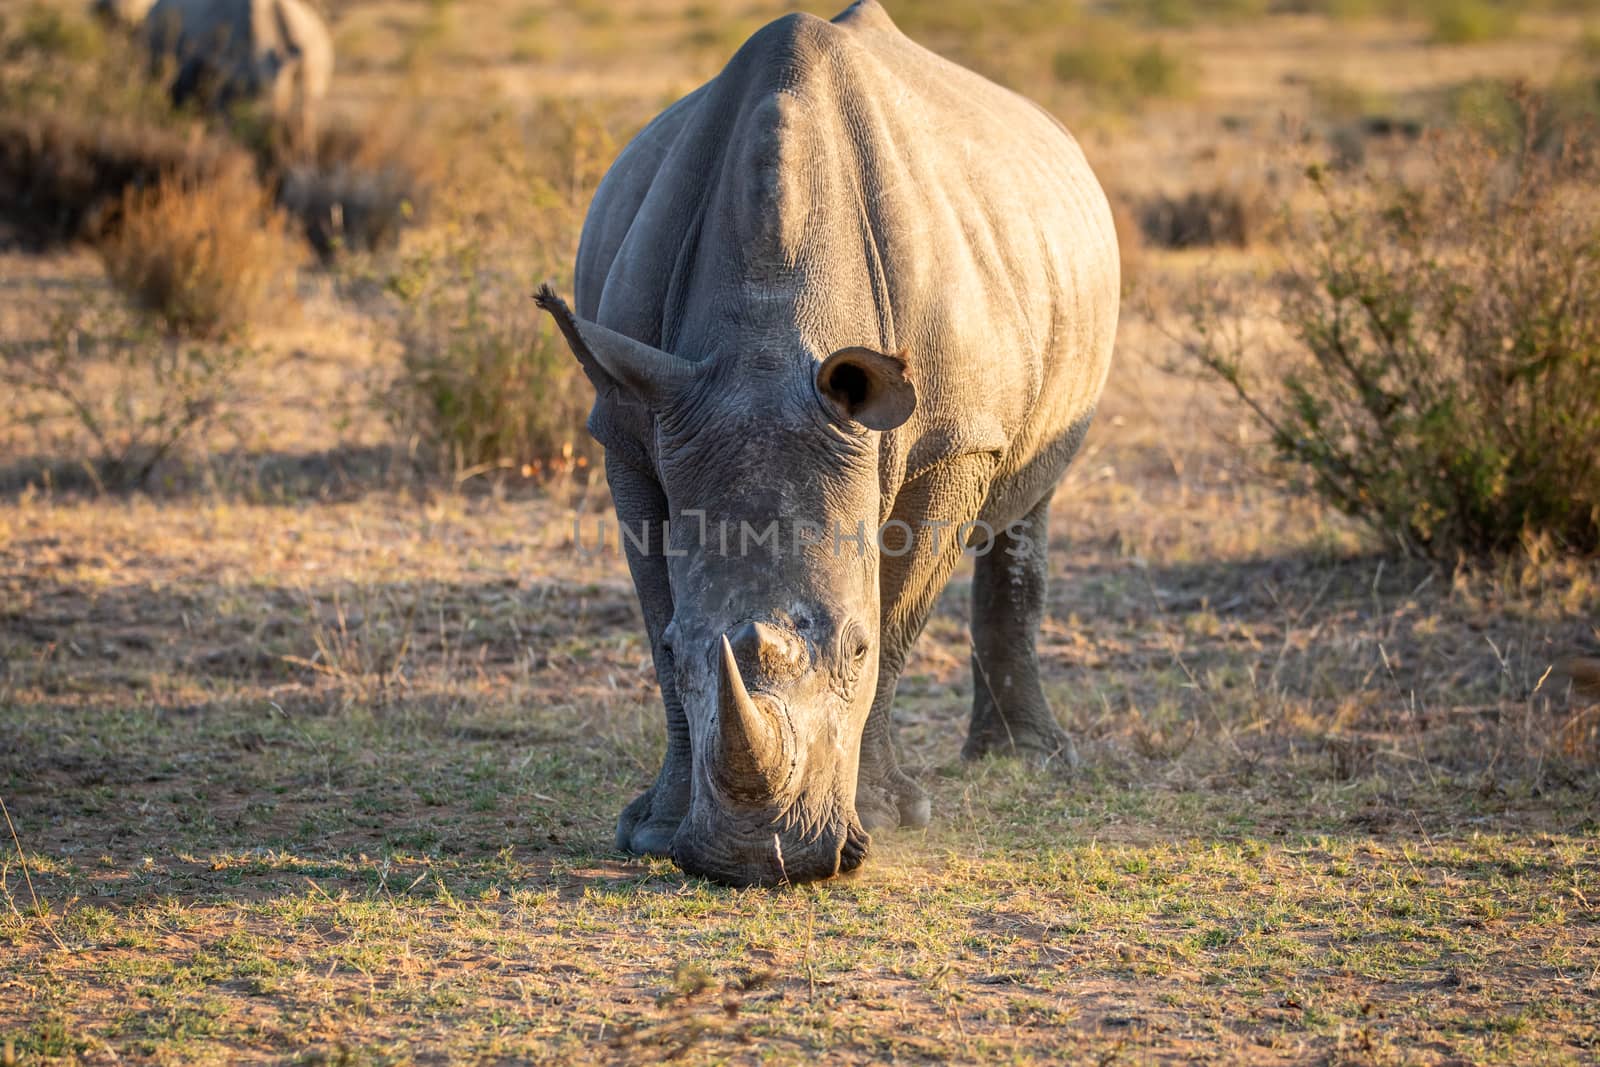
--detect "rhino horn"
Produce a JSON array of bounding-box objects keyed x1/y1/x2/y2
[
  {"x1": 713, "y1": 635, "x2": 791, "y2": 800},
  {"x1": 535, "y1": 284, "x2": 697, "y2": 409}
]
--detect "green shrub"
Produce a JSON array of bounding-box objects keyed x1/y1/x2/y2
[
  {"x1": 9, "y1": 3, "x2": 105, "y2": 60},
  {"x1": 1447, "y1": 77, "x2": 1600, "y2": 156},
  {"x1": 383, "y1": 243, "x2": 596, "y2": 479},
  {"x1": 1109, "y1": 0, "x2": 1270, "y2": 27},
  {"x1": 1579, "y1": 25, "x2": 1600, "y2": 65},
  {"x1": 1426, "y1": 0, "x2": 1517, "y2": 44},
  {"x1": 378, "y1": 102, "x2": 616, "y2": 480},
  {"x1": 1, "y1": 296, "x2": 256, "y2": 487},
  {"x1": 1187, "y1": 112, "x2": 1600, "y2": 557},
  {"x1": 890, "y1": 0, "x2": 1066, "y2": 41},
  {"x1": 1052, "y1": 21, "x2": 1191, "y2": 108},
  {"x1": 1317, "y1": 0, "x2": 1383, "y2": 20}
]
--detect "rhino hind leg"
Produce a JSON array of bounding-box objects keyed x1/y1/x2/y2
[{"x1": 963, "y1": 490, "x2": 1079, "y2": 769}]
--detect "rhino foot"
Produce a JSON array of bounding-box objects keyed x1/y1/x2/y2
[
  {"x1": 854, "y1": 768, "x2": 931, "y2": 833},
  {"x1": 962, "y1": 715, "x2": 1080, "y2": 772},
  {"x1": 839, "y1": 821, "x2": 871, "y2": 873},
  {"x1": 615, "y1": 787, "x2": 685, "y2": 857}
]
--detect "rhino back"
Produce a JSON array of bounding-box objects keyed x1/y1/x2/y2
[
  {"x1": 576, "y1": 0, "x2": 1117, "y2": 484},
  {"x1": 143, "y1": 0, "x2": 330, "y2": 116},
  {"x1": 146, "y1": 0, "x2": 253, "y2": 60}
]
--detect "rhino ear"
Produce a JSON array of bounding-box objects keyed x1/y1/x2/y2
[
  {"x1": 816, "y1": 346, "x2": 916, "y2": 432},
  {"x1": 535, "y1": 285, "x2": 696, "y2": 410}
]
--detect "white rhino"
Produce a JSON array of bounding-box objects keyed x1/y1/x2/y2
[
  {"x1": 94, "y1": 0, "x2": 333, "y2": 145},
  {"x1": 538, "y1": 1, "x2": 1119, "y2": 885}
]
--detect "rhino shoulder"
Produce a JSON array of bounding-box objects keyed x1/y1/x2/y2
[
  {"x1": 573, "y1": 86, "x2": 709, "y2": 324},
  {"x1": 147, "y1": 0, "x2": 251, "y2": 53},
  {"x1": 901, "y1": 414, "x2": 1009, "y2": 485}
]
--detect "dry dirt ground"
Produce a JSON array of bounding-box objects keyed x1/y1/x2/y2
[{"x1": 3, "y1": 1, "x2": 1600, "y2": 1064}]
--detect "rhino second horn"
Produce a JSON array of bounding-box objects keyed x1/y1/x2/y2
[
  {"x1": 714, "y1": 635, "x2": 791, "y2": 800},
  {"x1": 728, "y1": 619, "x2": 806, "y2": 682}
]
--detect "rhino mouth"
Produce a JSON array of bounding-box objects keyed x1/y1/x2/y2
[{"x1": 671, "y1": 815, "x2": 870, "y2": 887}]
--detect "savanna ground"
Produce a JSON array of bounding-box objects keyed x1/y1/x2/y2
[{"x1": 3, "y1": 0, "x2": 1600, "y2": 1062}]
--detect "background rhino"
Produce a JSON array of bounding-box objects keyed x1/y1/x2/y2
[
  {"x1": 539, "y1": 0, "x2": 1118, "y2": 887},
  {"x1": 94, "y1": 0, "x2": 333, "y2": 146}
]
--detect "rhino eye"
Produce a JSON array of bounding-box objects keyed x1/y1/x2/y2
[{"x1": 842, "y1": 622, "x2": 869, "y2": 664}]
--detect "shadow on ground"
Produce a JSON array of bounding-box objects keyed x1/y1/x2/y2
[{"x1": 0, "y1": 443, "x2": 424, "y2": 501}]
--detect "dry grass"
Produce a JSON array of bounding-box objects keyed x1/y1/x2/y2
[
  {"x1": 0, "y1": 293, "x2": 258, "y2": 489},
  {"x1": 98, "y1": 160, "x2": 300, "y2": 338},
  {"x1": 1, "y1": 340, "x2": 1596, "y2": 1058}
]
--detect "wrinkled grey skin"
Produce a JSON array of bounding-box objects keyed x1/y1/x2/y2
[
  {"x1": 538, "y1": 0, "x2": 1118, "y2": 887},
  {"x1": 93, "y1": 0, "x2": 332, "y2": 145}
]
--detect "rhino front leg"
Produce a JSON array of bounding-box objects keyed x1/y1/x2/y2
[
  {"x1": 857, "y1": 456, "x2": 995, "y2": 833},
  {"x1": 856, "y1": 641, "x2": 933, "y2": 834},
  {"x1": 962, "y1": 490, "x2": 1078, "y2": 768},
  {"x1": 606, "y1": 455, "x2": 691, "y2": 857}
]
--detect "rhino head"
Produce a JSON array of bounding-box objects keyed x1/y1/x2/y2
[{"x1": 539, "y1": 287, "x2": 916, "y2": 886}]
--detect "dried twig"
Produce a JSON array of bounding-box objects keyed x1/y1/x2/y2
[{"x1": 0, "y1": 793, "x2": 68, "y2": 952}]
